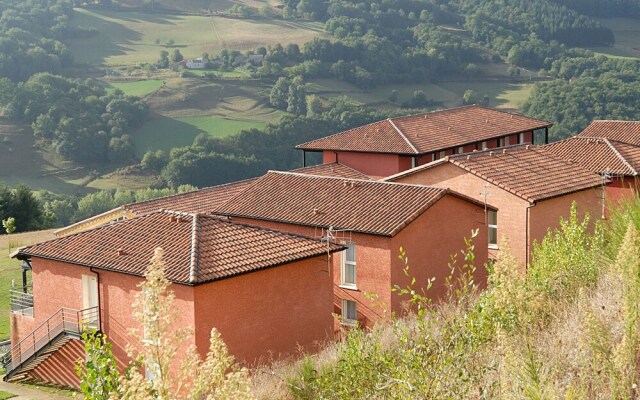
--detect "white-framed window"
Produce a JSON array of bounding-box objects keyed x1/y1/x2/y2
[
  {"x1": 457, "y1": 146, "x2": 464, "y2": 154},
  {"x1": 518, "y1": 132, "x2": 525, "y2": 144},
  {"x1": 431, "y1": 153, "x2": 436, "y2": 162},
  {"x1": 499, "y1": 136, "x2": 510, "y2": 147},
  {"x1": 341, "y1": 299, "x2": 357, "y2": 326},
  {"x1": 481, "y1": 141, "x2": 488, "y2": 150},
  {"x1": 439, "y1": 150, "x2": 446, "y2": 159},
  {"x1": 488, "y1": 210, "x2": 498, "y2": 249},
  {"x1": 340, "y1": 242, "x2": 356, "y2": 289}
]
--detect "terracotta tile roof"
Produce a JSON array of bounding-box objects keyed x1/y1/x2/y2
[
  {"x1": 577, "y1": 120, "x2": 640, "y2": 146},
  {"x1": 18, "y1": 210, "x2": 344, "y2": 285},
  {"x1": 542, "y1": 137, "x2": 640, "y2": 176},
  {"x1": 216, "y1": 171, "x2": 449, "y2": 236},
  {"x1": 296, "y1": 105, "x2": 552, "y2": 155},
  {"x1": 125, "y1": 179, "x2": 256, "y2": 216},
  {"x1": 386, "y1": 145, "x2": 603, "y2": 203},
  {"x1": 292, "y1": 163, "x2": 372, "y2": 180}
]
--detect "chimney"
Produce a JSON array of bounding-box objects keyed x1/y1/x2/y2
[{"x1": 117, "y1": 248, "x2": 126, "y2": 256}]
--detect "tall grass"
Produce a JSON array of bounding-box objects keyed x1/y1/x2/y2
[{"x1": 256, "y1": 201, "x2": 640, "y2": 399}]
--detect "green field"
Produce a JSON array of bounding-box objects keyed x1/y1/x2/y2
[
  {"x1": 587, "y1": 17, "x2": 640, "y2": 59},
  {"x1": 105, "y1": 79, "x2": 165, "y2": 97},
  {"x1": 67, "y1": 8, "x2": 327, "y2": 66},
  {"x1": 307, "y1": 79, "x2": 535, "y2": 110},
  {"x1": 0, "y1": 123, "x2": 96, "y2": 195},
  {"x1": 132, "y1": 115, "x2": 267, "y2": 155}
]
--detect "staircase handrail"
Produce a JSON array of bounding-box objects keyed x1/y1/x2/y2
[{"x1": 0, "y1": 306, "x2": 99, "y2": 369}]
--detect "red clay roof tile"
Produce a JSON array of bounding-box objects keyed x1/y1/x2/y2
[
  {"x1": 296, "y1": 105, "x2": 552, "y2": 154},
  {"x1": 18, "y1": 210, "x2": 344, "y2": 285},
  {"x1": 387, "y1": 145, "x2": 603, "y2": 202},
  {"x1": 126, "y1": 179, "x2": 256, "y2": 216},
  {"x1": 216, "y1": 171, "x2": 448, "y2": 236},
  {"x1": 292, "y1": 162, "x2": 372, "y2": 180},
  {"x1": 542, "y1": 137, "x2": 640, "y2": 176},
  {"x1": 577, "y1": 120, "x2": 640, "y2": 146}
]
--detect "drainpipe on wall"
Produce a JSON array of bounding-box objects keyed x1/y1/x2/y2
[
  {"x1": 525, "y1": 202, "x2": 536, "y2": 269},
  {"x1": 89, "y1": 267, "x2": 102, "y2": 333}
]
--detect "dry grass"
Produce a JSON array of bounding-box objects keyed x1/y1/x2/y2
[{"x1": 68, "y1": 8, "x2": 327, "y2": 66}]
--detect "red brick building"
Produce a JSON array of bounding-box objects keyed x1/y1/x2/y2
[
  {"x1": 543, "y1": 136, "x2": 640, "y2": 207},
  {"x1": 214, "y1": 171, "x2": 492, "y2": 328},
  {"x1": 386, "y1": 145, "x2": 604, "y2": 267},
  {"x1": 296, "y1": 105, "x2": 552, "y2": 178},
  {"x1": 7, "y1": 211, "x2": 344, "y2": 387}
]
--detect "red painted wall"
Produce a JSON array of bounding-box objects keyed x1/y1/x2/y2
[
  {"x1": 192, "y1": 257, "x2": 334, "y2": 365},
  {"x1": 390, "y1": 194, "x2": 488, "y2": 312},
  {"x1": 529, "y1": 188, "x2": 603, "y2": 255},
  {"x1": 322, "y1": 151, "x2": 407, "y2": 178},
  {"x1": 606, "y1": 177, "x2": 639, "y2": 210},
  {"x1": 228, "y1": 218, "x2": 393, "y2": 330}
]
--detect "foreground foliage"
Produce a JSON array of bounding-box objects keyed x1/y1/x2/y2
[{"x1": 270, "y1": 202, "x2": 640, "y2": 399}]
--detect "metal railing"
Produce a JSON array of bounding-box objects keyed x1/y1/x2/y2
[
  {"x1": 0, "y1": 306, "x2": 99, "y2": 372},
  {"x1": 10, "y1": 290, "x2": 34, "y2": 316}
]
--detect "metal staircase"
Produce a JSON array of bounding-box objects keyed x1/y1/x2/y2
[{"x1": 0, "y1": 306, "x2": 99, "y2": 382}]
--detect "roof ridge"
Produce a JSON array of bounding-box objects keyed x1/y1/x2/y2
[
  {"x1": 53, "y1": 205, "x2": 126, "y2": 235},
  {"x1": 605, "y1": 139, "x2": 638, "y2": 175},
  {"x1": 388, "y1": 118, "x2": 419, "y2": 154},
  {"x1": 295, "y1": 119, "x2": 388, "y2": 149},
  {"x1": 269, "y1": 170, "x2": 446, "y2": 189},
  {"x1": 188, "y1": 213, "x2": 199, "y2": 284}
]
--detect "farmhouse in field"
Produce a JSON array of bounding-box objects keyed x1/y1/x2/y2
[
  {"x1": 7, "y1": 210, "x2": 344, "y2": 387},
  {"x1": 386, "y1": 145, "x2": 604, "y2": 266},
  {"x1": 296, "y1": 105, "x2": 553, "y2": 178},
  {"x1": 185, "y1": 58, "x2": 206, "y2": 69}
]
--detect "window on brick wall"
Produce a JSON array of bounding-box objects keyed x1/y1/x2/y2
[
  {"x1": 341, "y1": 299, "x2": 357, "y2": 326},
  {"x1": 340, "y1": 242, "x2": 356, "y2": 289},
  {"x1": 458, "y1": 146, "x2": 464, "y2": 154},
  {"x1": 488, "y1": 210, "x2": 498, "y2": 249},
  {"x1": 481, "y1": 141, "x2": 488, "y2": 150},
  {"x1": 518, "y1": 132, "x2": 525, "y2": 144},
  {"x1": 499, "y1": 136, "x2": 510, "y2": 147}
]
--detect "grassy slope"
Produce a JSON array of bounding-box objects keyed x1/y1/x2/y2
[
  {"x1": 0, "y1": 230, "x2": 56, "y2": 341},
  {"x1": 105, "y1": 79, "x2": 165, "y2": 97},
  {"x1": 67, "y1": 8, "x2": 327, "y2": 66},
  {"x1": 586, "y1": 17, "x2": 640, "y2": 59},
  {"x1": 132, "y1": 115, "x2": 266, "y2": 156}
]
